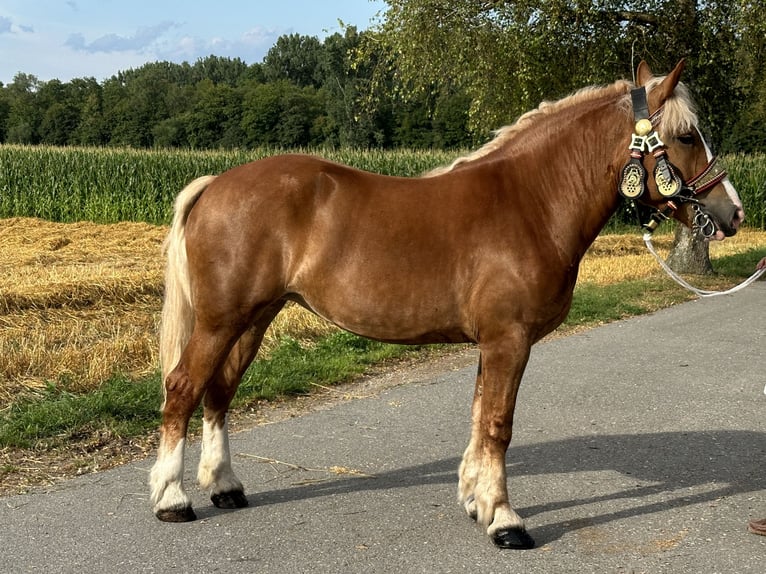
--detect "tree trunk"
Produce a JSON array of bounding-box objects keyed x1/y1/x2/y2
[{"x1": 666, "y1": 225, "x2": 713, "y2": 275}]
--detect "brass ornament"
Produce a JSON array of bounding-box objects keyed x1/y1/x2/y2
[
  {"x1": 635, "y1": 118, "x2": 653, "y2": 137},
  {"x1": 654, "y1": 162, "x2": 682, "y2": 198},
  {"x1": 619, "y1": 161, "x2": 645, "y2": 198}
]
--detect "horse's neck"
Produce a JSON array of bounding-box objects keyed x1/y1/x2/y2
[{"x1": 511, "y1": 105, "x2": 627, "y2": 262}]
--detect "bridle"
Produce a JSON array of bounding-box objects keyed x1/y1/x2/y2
[
  {"x1": 618, "y1": 86, "x2": 766, "y2": 298},
  {"x1": 618, "y1": 86, "x2": 727, "y2": 238}
]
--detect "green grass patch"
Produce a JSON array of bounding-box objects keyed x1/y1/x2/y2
[
  {"x1": 0, "y1": 332, "x2": 419, "y2": 449},
  {"x1": 0, "y1": 376, "x2": 163, "y2": 449},
  {"x1": 566, "y1": 279, "x2": 686, "y2": 326},
  {"x1": 236, "y1": 332, "x2": 416, "y2": 403}
]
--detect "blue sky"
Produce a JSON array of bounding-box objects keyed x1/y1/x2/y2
[{"x1": 0, "y1": 0, "x2": 386, "y2": 85}]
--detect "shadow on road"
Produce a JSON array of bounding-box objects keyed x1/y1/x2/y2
[{"x1": 208, "y1": 429, "x2": 763, "y2": 543}]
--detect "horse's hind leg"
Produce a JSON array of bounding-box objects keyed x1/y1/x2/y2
[
  {"x1": 197, "y1": 301, "x2": 286, "y2": 509},
  {"x1": 458, "y1": 330, "x2": 535, "y2": 549},
  {"x1": 150, "y1": 322, "x2": 242, "y2": 522}
]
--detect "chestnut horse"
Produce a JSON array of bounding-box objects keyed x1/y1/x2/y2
[{"x1": 150, "y1": 61, "x2": 743, "y2": 548}]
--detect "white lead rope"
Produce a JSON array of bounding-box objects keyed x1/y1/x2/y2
[{"x1": 643, "y1": 232, "x2": 766, "y2": 298}]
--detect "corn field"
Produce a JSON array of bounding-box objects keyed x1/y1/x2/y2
[
  {"x1": 0, "y1": 145, "x2": 764, "y2": 227},
  {"x1": 724, "y1": 153, "x2": 766, "y2": 229},
  {"x1": 0, "y1": 146, "x2": 455, "y2": 225}
]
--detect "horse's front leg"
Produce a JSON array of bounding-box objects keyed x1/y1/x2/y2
[{"x1": 458, "y1": 334, "x2": 534, "y2": 549}]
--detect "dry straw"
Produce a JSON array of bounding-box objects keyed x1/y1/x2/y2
[{"x1": 0, "y1": 217, "x2": 336, "y2": 403}]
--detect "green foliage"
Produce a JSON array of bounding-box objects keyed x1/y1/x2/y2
[
  {"x1": 0, "y1": 28, "x2": 473, "y2": 151},
  {"x1": 4, "y1": 4, "x2": 761, "y2": 153},
  {"x1": 369, "y1": 0, "x2": 766, "y2": 150},
  {"x1": 2, "y1": 145, "x2": 763, "y2": 228},
  {"x1": 236, "y1": 332, "x2": 414, "y2": 402},
  {"x1": 725, "y1": 153, "x2": 766, "y2": 230},
  {"x1": 0, "y1": 375, "x2": 163, "y2": 449}
]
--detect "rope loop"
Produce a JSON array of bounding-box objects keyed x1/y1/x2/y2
[{"x1": 642, "y1": 233, "x2": 766, "y2": 298}]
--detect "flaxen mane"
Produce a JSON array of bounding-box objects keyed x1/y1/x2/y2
[{"x1": 426, "y1": 75, "x2": 697, "y2": 177}]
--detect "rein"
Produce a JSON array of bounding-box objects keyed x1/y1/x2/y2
[
  {"x1": 642, "y1": 232, "x2": 766, "y2": 298},
  {"x1": 620, "y1": 86, "x2": 765, "y2": 297}
]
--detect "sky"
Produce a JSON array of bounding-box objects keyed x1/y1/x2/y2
[{"x1": 0, "y1": 0, "x2": 387, "y2": 85}]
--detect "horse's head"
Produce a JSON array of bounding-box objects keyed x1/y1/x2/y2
[{"x1": 621, "y1": 60, "x2": 744, "y2": 240}]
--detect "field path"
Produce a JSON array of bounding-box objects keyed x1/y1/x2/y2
[{"x1": 1, "y1": 283, "x2": 765, "y2": 573}]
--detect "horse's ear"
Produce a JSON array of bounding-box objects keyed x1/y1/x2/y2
[
  {"x1": 636, "y1": 60, "x2": 653, "y2": 87},
  {"x1": 648, "y1": 59, "x2": 686, "y2": 109}
]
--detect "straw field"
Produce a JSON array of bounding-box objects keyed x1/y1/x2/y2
[
  {"x1": 2, "y1": 215, "x2": 764, "y2": 406},
  {"x1": 0, "y1": 217, "x2": 337, "y2": 404}
]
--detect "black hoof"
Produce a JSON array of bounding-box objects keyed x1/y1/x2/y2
[
  {"x1": 492, "y1": 527, "x2": 535, "y2": 549},
  {"x1": 211, "y1": 490, "x2": 248, "y2": 509},
  {"x1": 155, "y1": 506, "x2": 197, "y2": 523}
]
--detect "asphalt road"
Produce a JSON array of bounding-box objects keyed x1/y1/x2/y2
[{"x1": 2, "y1": 282, "x2": 765, "y2": 573}]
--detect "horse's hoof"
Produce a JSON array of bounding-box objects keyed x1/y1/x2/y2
[
  {"x1": 492, "y1": 527, "x2": 535, "y2": 549},
  {"x1": 155, "y1": 506, "x2": 197, "y2": 523},
  {"x1": 211, "y1": 490, "x2": 248, "y2": 509}
]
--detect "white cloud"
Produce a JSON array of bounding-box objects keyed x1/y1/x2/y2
[
  {"x1": 0, "y1": 15, "x2": 33, "y2": 35},
  {"x1": 65, "y1": 21, "x2": 179, "y2": 54},
  {"x1": 155, "y1": 26, "x2": 286, "y2": 65}
]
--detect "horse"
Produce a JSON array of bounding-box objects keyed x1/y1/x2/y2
[{"x1": 149, "y1": 60, "x2": 744, "y2": 549}]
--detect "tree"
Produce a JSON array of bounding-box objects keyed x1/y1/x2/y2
[
  {"x1": 240, "y1": 80, "x2": 287, "y2": 147},
  {"x1": 72, "y1": 79, "x2": 107, "y2": 146},
  {"x1": 37, "y1": 79, "x2": 79, "y2": 145},
  {"x1": 0, "y1": 87, "x2": 9, "y2": 141},
  {"x1": 185, "y1": 79, "x2": 242, "y2": 149},
  {"x1": 276, "y1": 86, "x2": 326, "y2": 147},
  {"x1": 191, "y1": 55, "x2": 250, "y2": 86},
  {"x1": 263, "y1": 34, "x2": 324, "y2": 88},
  {"x1": 724, "y1": 1, "x2": 766, "y2": 153},
  {"x1": 5, "y1": 73, "x2": 42, "y2": 144},
  {"x1": 368, "y1": 0, "x2": 758, "y2": 272}
]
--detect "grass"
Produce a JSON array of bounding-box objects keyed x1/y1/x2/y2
[{"x1": 0, "y1": 332, "x2": 418, "y2": 449}]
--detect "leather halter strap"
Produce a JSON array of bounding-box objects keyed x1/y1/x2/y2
[
  {"x1": 684, "y1": 154, "x2": 728, "y2": 196},
  {"x1": 631, "y1": 88, "x2": 650, "y2": 122}
]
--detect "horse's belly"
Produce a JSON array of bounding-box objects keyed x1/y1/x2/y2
[{"x1": 288, "y1": 288, "x2": 470, "y2": 345}]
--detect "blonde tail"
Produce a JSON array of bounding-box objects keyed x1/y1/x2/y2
[{"x1": 159, "y1": 175, "x2": 217, "y2": 382}]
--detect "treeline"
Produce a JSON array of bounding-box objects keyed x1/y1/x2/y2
[
  {"x1": 0, "y1": 10, "x2": 764, "y2": 154},
  {"x1": 0, "y1": 28, "x2": 472, "y2": 151}
]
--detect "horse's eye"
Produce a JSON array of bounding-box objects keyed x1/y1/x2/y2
[{"x1": 678, "y1": 133, "x2": 695, "y2": 146}]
